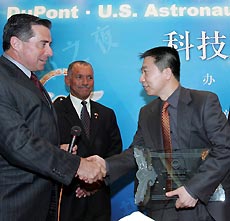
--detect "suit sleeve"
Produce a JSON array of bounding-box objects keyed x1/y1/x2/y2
[
  {"x1": 186, "y1": 92, "x2": 230, "y2": 204},
  {"x1": 0, "y1": 77, "x2": 80, "y2": 186},
  {"x1": 105, "y1": 109, "x2": 145, "y2": 184}
]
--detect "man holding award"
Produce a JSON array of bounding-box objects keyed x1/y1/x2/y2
[{"x1": 88, "y1": 46, "x2": 230, "y2": 221}]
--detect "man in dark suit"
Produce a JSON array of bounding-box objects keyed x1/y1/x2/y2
[
  {"x1": 54, "y1": 60, "x2": 122, "y2": 221},
  {"x1": 0, "y1": 14, "x2": 105, "y2": 221},
  {"x1": 90, "y1": 46, "x2": 230, "y2": 221}
]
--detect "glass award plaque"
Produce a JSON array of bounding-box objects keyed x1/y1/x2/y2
[{"x1": 133, "y1": 145, "x2": 225, "y2": 206}]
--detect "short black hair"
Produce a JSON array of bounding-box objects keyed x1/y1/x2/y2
[
  {"x1": 3, "y1": 13, "x2": 51, "y2": 51},
  {"x1": 140, "y1": 46, "x2": 180, "y2": 81},
  {"x1": 67, "y1": 60, "x2": 93, "y2": 76}
]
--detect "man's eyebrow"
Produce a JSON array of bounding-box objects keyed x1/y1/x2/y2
[
  {"x1": 41, "y1": 40, "x2": 48, "y2": 42},
  {"x1": 141, "y1": 65, "x2": 147, "y2": 70},
  {"x1": 40, "y1": 40, "x2": 52, "y2": 44}
]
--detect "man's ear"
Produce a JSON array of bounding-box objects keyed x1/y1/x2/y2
[
  {"x1": 10, "y1": 36, "x2": 22, "y2": 51},
  {"x1": 163, "y1": 67, "x2": 173, "y2": 80},
  {"x1": 64, "y1": 75, "x2": 70, "y2": 86}
]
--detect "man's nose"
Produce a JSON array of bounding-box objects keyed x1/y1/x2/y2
[
  {"x1": 82, "y1": 77, "x2": 89, "y2": 85},
  {"x1": 139, "y1": 73, "x2": 145, "y2": 83},
  {"x1": 46, "y1": 45, "x2": 53, "y2": 57}
]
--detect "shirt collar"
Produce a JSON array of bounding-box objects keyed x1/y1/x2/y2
[
  {"x1": 166, "y1": 85, "x2": 181, "y2": 108},
  {"x1": 3, "y1": 53, "x2": 31, "y2": 78},
  {"x1": 69, "y1": 94, "x2": 91, "y2": 116}
]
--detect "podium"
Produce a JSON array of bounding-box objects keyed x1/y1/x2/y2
[{"x1": 133, "y1": 146, "x2": 225, "y2": 206}]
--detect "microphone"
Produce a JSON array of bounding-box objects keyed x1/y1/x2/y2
[{"x1": 68, "y1": 126, "x2": 81, "y2": 153}]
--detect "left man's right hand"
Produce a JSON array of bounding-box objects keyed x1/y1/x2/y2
[
  {"x1": 76, "y1": 155, "x2": 106, "y2": 183},
  {"x1": 60, "y1": 144, "x2": 77, "y2": 154}
]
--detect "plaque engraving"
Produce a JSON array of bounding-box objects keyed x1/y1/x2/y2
[{"x1": 134, "y1": 146, "x2": 225, "y2": 205}]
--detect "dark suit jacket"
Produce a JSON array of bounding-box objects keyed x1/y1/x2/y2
[
  {"x1": 107, "y1": 87, "x2": 230, "y2": 220},
  {"x1": 54, "y1": 95, "x2": 122, "y2": 220},
  {"x1": 0, "y1": 56, "x2": 80, "y2": 221}
]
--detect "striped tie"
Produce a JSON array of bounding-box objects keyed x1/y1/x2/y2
[
  {"x1": 81, "y1": 100, "x2": 90, "y2": 138},
  {"x1": 161, "y1": 101, "x2": 172, "y2": 191}
]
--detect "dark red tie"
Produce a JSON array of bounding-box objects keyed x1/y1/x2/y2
[
  {"x1": 30, "y1": 72, "x2": 44, "y2": 94},
  {"x1": 81, "y1": 100, "x2": 90, "y2": 138},
  {"x1": 161, "y1": 101, "x2": 172, "y2": 191}
]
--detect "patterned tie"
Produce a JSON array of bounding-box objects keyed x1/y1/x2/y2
[
  {"x1": 161, "y1": 101, "x2": 172, "y2": 191},
  {"x1": 30, "y1": 72, "x2": 52, "y2": 109},
  {"x1": 81, "y1": 100, "x2": 90, "y2": 138},
  {"x1": 30, "y1": 72, "x2": 44, "y2": 94}
]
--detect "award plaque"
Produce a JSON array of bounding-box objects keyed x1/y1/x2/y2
[{"x1": 134, "y1": 145, "x2": 225, "y2": 205}]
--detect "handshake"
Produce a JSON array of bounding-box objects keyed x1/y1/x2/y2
[
  {"x1": 76, "y1": 155, "x2": 107, "y2": 183},
  {"x1": 60, "y1": 144, "x2": 107, "y2": 183}
]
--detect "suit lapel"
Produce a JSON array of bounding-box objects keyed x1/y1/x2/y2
[
  {"x1": 146, "y1": 98, "x2": 163, "y2": 150},
  {"x1": 89, "y1": 101, "x2": 100, "y2": 144},
  {"x1": 39, "y1": 83, "x2": 53, "y2": 108},
  {"x1": 2, "y1": 56, "x2": 51, "y2": 108},
  {"x1": 27, "y1": 76, "x2": 52, "y2": 108},
  {"x1": 177, "y1": 87, "x2": 193, "y2": 149}
]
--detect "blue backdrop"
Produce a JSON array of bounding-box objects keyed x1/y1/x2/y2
[{"x1": 1, "y1": 1, "x2": 230, "y2": 220}]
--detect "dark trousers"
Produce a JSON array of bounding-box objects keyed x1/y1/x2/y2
[
  {"x1": 145, "y1": 203, "x2": 216, "y2": 221},
  {"x1": 81, "y1": 213, "x2": 110, "y2": 221}
]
